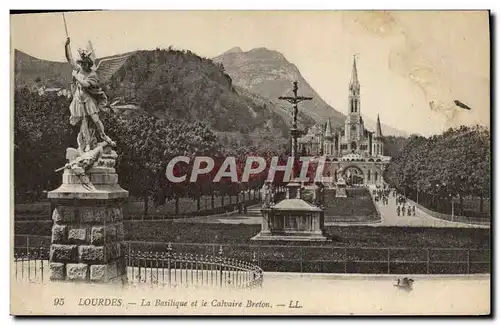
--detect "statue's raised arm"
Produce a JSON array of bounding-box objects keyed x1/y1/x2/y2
[{"x1": 65, "y1": 37, "x2": 79, "y2": 71}]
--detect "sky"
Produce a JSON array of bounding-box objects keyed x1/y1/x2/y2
[{"x1": 10, "y1": 10, "x2": 490, "y2": 136}]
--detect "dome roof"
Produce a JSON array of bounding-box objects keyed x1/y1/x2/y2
[{"x1": 272, "y1": 198, "x2": 322, "y2": 212}]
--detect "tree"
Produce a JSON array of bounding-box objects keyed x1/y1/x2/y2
[
  {"x1": 13, "y1": 89, "x2": 73, "y2": 202},
  {"x1": 103, "y1": 113, "x2": 221, "y2": 216},
  {"x1": 384, "y1": 125, "x2": 490, "y2": 216}
]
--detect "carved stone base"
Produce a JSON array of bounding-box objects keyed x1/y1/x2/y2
[
  {"x1": 48, "y1": 198, "x2": 128, "y2": 283},
  {"x1": 251, "y1": 203, "x2": 328, "y2": 242},
  {"x1": 48, "y1": 147, "x2": 128, "y2": 283},
  {"x1": 336, "y1": 188, "x2": 347, "y2": 198}
]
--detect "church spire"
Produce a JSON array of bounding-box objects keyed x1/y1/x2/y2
[
  {"x1": 325, "y1": 118, "x2": 333, "y2": 139},
  {"x1": 348, "y1": 55, "x2": 360, "y2": 115},
  {"x1": 375, "y1": 114, "x2": 383, "y2": 137},
  {"x1": 350, "y1": 55, "x2": 359, "y2": 87}
]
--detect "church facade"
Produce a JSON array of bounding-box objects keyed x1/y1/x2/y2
[{"x1": 298, "y1": 56, "x2": 390, "y2": 186}]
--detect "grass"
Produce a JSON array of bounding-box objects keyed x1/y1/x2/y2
[
  {"x1": 14, "y1": 191, "x2": 261, "y2": 221},
  {"x1": 323, "y1": 188, "x2": 379, "y2": 222},
  {"x1": 15, "y1": 220, "x2": 490, "y2": 249}
]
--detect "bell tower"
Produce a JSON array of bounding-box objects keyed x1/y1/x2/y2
[
  {"x1": 372, "y1": 114, "x2": 384, "y2": 156},
  {"x1": 345, "y1": 55, "x2": 361, "y2": 145}
]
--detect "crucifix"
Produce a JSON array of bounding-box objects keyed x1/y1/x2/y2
[{"x1": 278, "y1": 81, "x2": 313, "y2": 160}]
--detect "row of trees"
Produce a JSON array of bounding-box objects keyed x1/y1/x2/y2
[
  {"x1": 383, "y1": 125, "x2": 491, "y2": 217},
  {"x1": 14, "y1": 89, "x2": 301, "y2": 215}
]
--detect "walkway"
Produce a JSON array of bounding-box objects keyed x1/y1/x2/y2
[
  {"x1": 174, "y1": 189, "x2": 488, "y2": 229},
  {"x1": 173, "y1": 205, "x2": 262, "y2": 225},
  {"x1": 365, "y1": 188, "x2": 489, "y2": 228}
]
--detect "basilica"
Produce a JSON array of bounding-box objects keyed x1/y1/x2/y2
[{"x1": 297, "y1": 56, "x2": 391, "y2": 186}]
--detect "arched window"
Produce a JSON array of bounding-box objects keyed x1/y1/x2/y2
[
  {"x1": 375, "y1": 172, "x2": 378, "y2": 181},
  {"x1": 367, "y1": 170, "x2": 371, "y2": 181},
  {"x1": 351, "y1": 141, "x2": 357, "y2": 150}
]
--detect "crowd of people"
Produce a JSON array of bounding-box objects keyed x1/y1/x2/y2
[
  {"x1": 395, "y1": 192, "x2": 416, "y2": 217},
  {"x1": 373, "y1": 186, "x2": 391, "y2": 205},
  {"x1": 374, "y1": 185, "x2": 418, "y2": 217},
  {"x1": 396, "y1": 201, "x2": 416, "y2": 217}
]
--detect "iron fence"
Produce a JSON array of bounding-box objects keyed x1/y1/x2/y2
[
  {"x1": 12, "y1": 237, "x2": 263, "y2": 289},
  {"x1": 126, "y1": 244, "x2": 263, "y2": 289},
  {"x1": 13, "y1": 235, "x2": 490, "y2": 285},
  {"x1": 121, "y1": 241, "x2": 491, "y2": 275},
  {"x1": 13, "y1": 246, "x2": 49, "y2": 283}
]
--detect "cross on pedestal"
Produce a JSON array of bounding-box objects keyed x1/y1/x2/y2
[{"x1": 278, "y1": 81, "x2": 313, "y2": 160}]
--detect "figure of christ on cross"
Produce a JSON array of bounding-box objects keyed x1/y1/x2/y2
[{"x1": 278, "y1": 81, "x2": 313, "y2": 169}]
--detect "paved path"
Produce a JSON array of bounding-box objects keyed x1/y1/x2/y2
[
  {"x1": 173, "y1": 205, "x2": 262, "y2": 225},
  {"x1": 365, "y1": 188, "x2": 489, "y2": 228},
  {"x1": 175, "y1": 190, "x2": 488, "y2": 229}
]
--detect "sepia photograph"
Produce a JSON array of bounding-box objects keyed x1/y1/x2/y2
[{"x1": 9, "y1": 9, "x2": 491, "y2": 315}]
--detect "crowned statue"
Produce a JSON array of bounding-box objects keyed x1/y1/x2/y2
[
  {"x1": 57, "y1": 37, "x2": 132, "y2": 190},
  {"x1": 65, "y1": 37, "x2": 130, "y2": 154}
]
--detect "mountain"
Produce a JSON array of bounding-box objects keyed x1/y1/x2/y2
[
  {"x1": 363, "y1": 118, "x2": 408, "y2": 138},
  {"x1": 213, "y1": 47, "x2": 408, "y2": 137},
  {"x1": 14, "y1": 50, "x2": 72, "y2": 88},
  {"x1": 214, "y1": 47, "x2": 345, "y2": 129},
  {"x1": 13, "y1": 48, "x2": 316, "y2": 152}
]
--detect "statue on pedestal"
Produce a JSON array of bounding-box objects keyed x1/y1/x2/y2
[
  {"x1": 65, "y1": 37, "x2": 130, "y2": 153},
  {"x1": 261, "y1": 180, "x2": 274, "y2": 208},
  {"x1": 57, "y1": 37, "x2": 131, "y2": 189},
  {"x1": 337, "y1": 168, "x2": 346, "y2": 184},
  {"x1": 336, "y1": 168, "x2": 348, "y2": 198}
]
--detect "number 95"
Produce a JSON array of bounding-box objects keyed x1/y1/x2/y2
[{"x1": 54, "y1": 298, "x2": 65, "y2": 306}]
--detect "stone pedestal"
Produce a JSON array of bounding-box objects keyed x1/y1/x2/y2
[
  {"x1": 47, "y1": 155, "x2": 128, "y2": 283},
  {"x1": 286, "y1": 181, "x2": 302, "y2": 199},
  {"x1": 252, "y1": 180, "x2": 327, "y2": 242},
  {"x1": 336, "y1": 179, "x2": 348, "y2": 198},
  {"x1": 251, "y1": 201, "x2": 327, "y2": 241}
]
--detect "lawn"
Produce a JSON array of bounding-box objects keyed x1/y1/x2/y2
[
  {"x1": 14, "y1": 190, "x2": 261, "y2": 221},
  {"x1": 323, "y1": 188, "x2": 379, "y2": 223},
  {"x1": 15, "y1": 220, "x2": 490, "y2": 249}
]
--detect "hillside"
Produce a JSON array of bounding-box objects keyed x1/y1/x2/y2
[
  {"x1": 213, "y1": 47, "x2": 345, "y2": 129},
  {"x1": 14, "y1": 50, "x2": 72, "y2": 88},
  {"x1": 13, "y1": 48, "x2": 315, "y2": 151},
  {"x1": 213, "y1": 47, "x2": 408, "y2": 137}
]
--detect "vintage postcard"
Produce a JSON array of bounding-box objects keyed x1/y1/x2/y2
[{"x1": 10, "y1": 10, "x2": 491, "y2": 315}]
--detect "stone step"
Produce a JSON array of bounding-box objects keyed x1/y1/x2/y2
[{"x1": 246, "y1": 209, "x2": 261, "y2": 215}]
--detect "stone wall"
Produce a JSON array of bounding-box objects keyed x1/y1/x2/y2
[{"x1": 49, "y1": 199, "x2": 127, "y2": 282}]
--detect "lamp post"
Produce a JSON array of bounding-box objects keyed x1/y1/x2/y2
[
  {"x1": 449, "y1": 193, "x2": 456, "y2": 222},
  {"x1": 451, "y1": 196, "x2": 455, "y2": 222},
  {"x1": 416, "y1": 183, "x2": 419, "y2": 205}
]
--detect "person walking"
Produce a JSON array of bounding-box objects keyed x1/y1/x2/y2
[
  {"x1": 397, "y1": 205, "x2": 400, "y2": 217},
  {"x1": 402, "y1": 204, "x2": 405, "y2": 216},
  {"x1": 412, "y1": 205, "x2": 416, "y2": 216}
]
